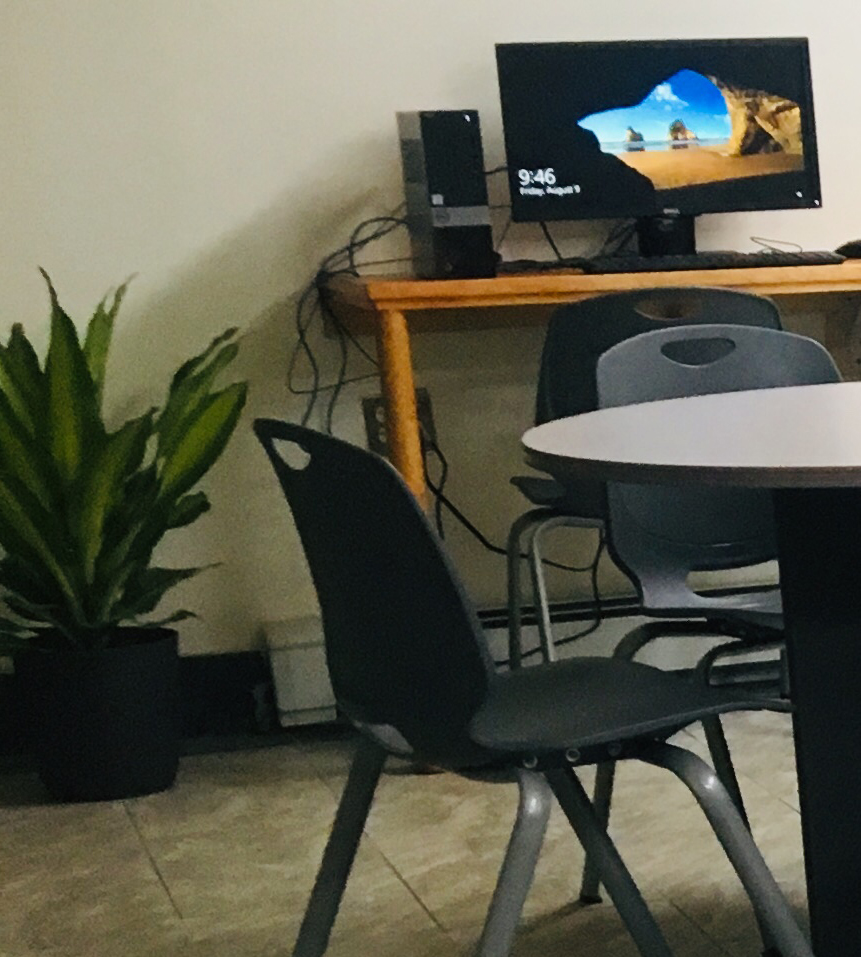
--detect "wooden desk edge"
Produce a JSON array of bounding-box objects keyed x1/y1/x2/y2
[{"x1": 326, "y1": 262, "x2": 861, "y2": 314}]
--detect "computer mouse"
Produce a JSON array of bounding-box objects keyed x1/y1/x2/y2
[{"x1": 835, "y1": 239, "x2": 861, "y2": 258}]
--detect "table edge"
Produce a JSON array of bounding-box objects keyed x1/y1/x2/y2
[{"x1": 524, "y1": 448, "x2": 861, "y2": 489}]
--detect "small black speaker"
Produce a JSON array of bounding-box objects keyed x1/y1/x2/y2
[{"x1": 397, "y1": 110, "x2": 497, "y2": 279}]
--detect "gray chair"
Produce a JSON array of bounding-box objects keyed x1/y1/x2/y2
[
  {"x1": 576, "y1": 322, "x2": 841, "y2": 907},
  {"x1": 508, "y1": 287, "x2": 783, "y2": 666},
  {"x1": 255, "y1": 418, "x2": 813, "y2": 957}
]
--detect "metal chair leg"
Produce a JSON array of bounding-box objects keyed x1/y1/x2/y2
[
  {"x1": 640, "y1": 741, "x2": 813, "y2": 957},
  {"x1": 527, "y1": 520, "x2": 559, "y2": 663},
  {"x1": 292, "y1": 739, "x2": 387, "y2": 957},
  {"x1": 698, "y1": 718, "x2": 787, "y2": 957},
  {"x1": 507, "y1": 509, "x2": 550, "y2": 670},
  {"x1": 527, "y1": 515, "x2": 602, "y2": 664},
  {"x1": 701, "y1": 715, "x2": 750, "y2": 828},
  {"x1": 546, "y1": 766, "x2": 674, "y2": 957},
  {"x1": 578, "y1": 760, "x2": 616, "y2": 903},
  {"x1": 579, "y1": 620, "x2": 708, "y2": 905},
  {"x1": 475, "y1": 769, "x2": 552, "y2": 957},
  {"x1": 695, "y1": 639, "x2": 790, "y2": 903},
  {"x1": 695, "y1": 642, "x2": 784, "y2": 947}
]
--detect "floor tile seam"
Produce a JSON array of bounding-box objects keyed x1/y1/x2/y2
[
  {"x1": 769, "y1": 789, "x2": 801, "y2": 817},
  {"x1": 373, "y1": 847, "x2": 457, "y2": 939},
  {"x1": 122, "y1": 802, "x2": 185, "y2": 920},
  {"x1": 665, "y1": 898, "x2": 736, "y2": 957},
  {"x1": 312, "y1": 762, "x2": 456, "y2": 939},
  {"x1": 723, "y1": 765, "x2": 801, "y2": 813},
  {"x1": 675, "y1": 725, "x2": 801, "y2": 811}
]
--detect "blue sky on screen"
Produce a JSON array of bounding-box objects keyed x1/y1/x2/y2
[{"x1": 579, "y1": 69, "x2": 732, "y2": 145}]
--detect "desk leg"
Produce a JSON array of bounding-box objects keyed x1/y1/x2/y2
[
  {"x1": 375, "y1": 309, "x2": 428, "y2": 506},
  {"x1": 774, "y1": 487, "x2": 861, "y2": 957}
]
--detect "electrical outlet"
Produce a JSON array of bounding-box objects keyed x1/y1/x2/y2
[{"x1": 362, "y1": 389, "x2": 436, "y2": 458}]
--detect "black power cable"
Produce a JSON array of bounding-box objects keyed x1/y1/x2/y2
[
  {"x1": 421, "y1": 427, "x2": 605, "y2": 661},
  {"x1": 539, "y1": 221, "x2": 564, "y2": 261},
  {"x1": 422, "y1": 431, "x2": 599, "y2": 573},
  {"x1": 290, "y1": 206, "x2": 607, "y2": 660},
  {"x1": 287, "y1": 211, "x2": 408, "y2": 430},
  {"x1": 596, "y1": 218, "x2": 637, "y2": 257}
]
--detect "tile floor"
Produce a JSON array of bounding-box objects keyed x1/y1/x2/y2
[{"x1": 0, "y1": 704, "x2": 806, "y2": 956}]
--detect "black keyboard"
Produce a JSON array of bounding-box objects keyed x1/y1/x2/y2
[
  {"x1": 582, "y1": 249, "x2": 845, "y2": 274},
  {"x1": 497, "y1": 256, "x2": 591, "y2": 273}
]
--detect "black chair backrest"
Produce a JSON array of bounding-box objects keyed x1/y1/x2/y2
[
  {"x1": 596, "y1": 324, "x2": 842, "y2": 610},
  {"x1": 535, "y1": 287, "x2": 782, "y2": 425},
  {"x1": 254, "y1": 419, "x2": 495, "y2": 768},
  {"x1": 531, "y1": 287, "x2": 782, "y2": 520}
]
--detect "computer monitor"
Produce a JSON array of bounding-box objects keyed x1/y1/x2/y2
[{"x1": 495, "y1": 38, "x2": 821, "y2": 255}]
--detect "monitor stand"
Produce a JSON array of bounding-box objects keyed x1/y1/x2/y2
[{"x1": 635, "y1": 213, "x2": 697, "y2": 257}]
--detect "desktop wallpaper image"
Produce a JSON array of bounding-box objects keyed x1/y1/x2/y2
[{"x1": 579, "y1": 68, "x2": 805, "y2": 191}]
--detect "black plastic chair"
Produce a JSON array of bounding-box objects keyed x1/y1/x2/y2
[
  {"x1": 255, "y1": 419, "x2": 812, "y2": 957},
  {"x1": 574, "y1": 323, "x2": 841, "y2": 907},
  {"x1": 508, "y1": 286, "x2": 782, "y2": 666}
]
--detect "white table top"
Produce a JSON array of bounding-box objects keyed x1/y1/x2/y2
[{"x1": 522, "y1": 381, "x2": 861, "y2": 488}]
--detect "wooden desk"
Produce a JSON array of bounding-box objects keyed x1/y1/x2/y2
[
  {"x1": 326, "y1": 262, "x2": 861, "y2": 502},
  {"x1": 522, "y1": 381, "x2": 861, "y2": 957}
]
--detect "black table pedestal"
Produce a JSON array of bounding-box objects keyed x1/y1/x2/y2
[{"x1": 775, "y1": 487, "x2": 861, "y2": 956}]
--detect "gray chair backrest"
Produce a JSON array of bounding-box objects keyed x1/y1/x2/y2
[
  {"x1": 534, "y1": 287, "x2": 782, "y2": 518},
  {"x1": 595, "y1": 324, "x2": 842, "y2": 611},
  {"x1": 535, "y1": 287, "x2": 781, "y2": 425}
]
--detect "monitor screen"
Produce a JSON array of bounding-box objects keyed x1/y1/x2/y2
[{"x1": 496, "y1": 38, "x2": 821, "y2": 224}]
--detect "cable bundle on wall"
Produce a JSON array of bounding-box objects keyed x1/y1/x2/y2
[{"x1": 288, "y1": 203, "x2": 607, "y2": 662}]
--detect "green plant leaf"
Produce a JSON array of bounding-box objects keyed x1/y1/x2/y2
[
  {"x1": 89, "y1": 466, "x2": 162, "y2": 621},
  {"x1": 156, "y1": 334, "x2": 240, "y2": 462},
  {"x1": 133, "y1": 609, "x2": 196, "y2": 629},
  {"x1": 3, "y1": 594, "x2": 80, "y2": 645},
  {"x1": 0, "y1": 388, "x2": 57, "y2": 510},
  {"x1": 40, "y1": 268, "x2": 104, "y2": 483},
  {"x1": 166, "y1": 327, "x2": 238, "y2": 395},
  {"x1": 96, "y1": 490, "x2": 213, "y2": 620},
  {"x1": 83, "y1": 276, "x2": 133, "y2": 408},
  {"x1": 158, "y1": 382, "x2": 247, "y2": 499},
  {"x1": 0, "y1": 324, "x2": 46, "y2": 436},
  {"x1": 166, "y1": 491, "x2": 211, "y2": 529},
  {"x1": 0, "y1": 614, "x2": 31, "y2": 634},
  {"x1": 115, "y1": 565, "x2": 209, "y2": 620},
  {"x1": 0, "y1": 473, "x2": 80, "y2": 614},
  {"x1": 0, "y1": 556, "x2": 64, "y2": 612},
  {"x1": 72, "y1": 411, "x2": 155, "y2": 584}
]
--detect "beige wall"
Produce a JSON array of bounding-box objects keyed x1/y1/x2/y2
[{"x1": 1, "y1": 1, "x2": 856, "y2": 653}]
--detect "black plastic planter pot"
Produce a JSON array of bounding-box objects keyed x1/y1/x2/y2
[{"x1": 17, "y1": 629, "x2": 180, "y2": 802}]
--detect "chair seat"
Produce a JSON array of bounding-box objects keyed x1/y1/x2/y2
[
  {"x1": 510, "y1": 474, "x2": 568, "y2": 507},
  {"x1": 667, "y1": 585, "x2": 783, "y2": 635},
  {"x1": 510, "y1": 473, "x2": 606, "y2": 518},
  {"x1": 470, "y1": 657, "x2": 772, "y2": 754}
]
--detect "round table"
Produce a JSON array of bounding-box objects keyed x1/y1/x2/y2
[{"x1": 523, "y1": 380, "x2": 861, "y2": 957}]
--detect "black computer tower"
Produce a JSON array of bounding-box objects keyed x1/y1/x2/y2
[{"x1": 397, "y1": 110, "x2": 496, "y2": 279}]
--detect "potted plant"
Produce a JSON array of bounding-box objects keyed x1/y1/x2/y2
[{"x1": 4, "y1": 270, "x2": 247, "y2": 801}]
